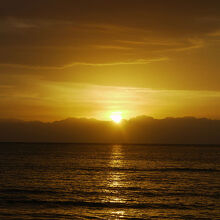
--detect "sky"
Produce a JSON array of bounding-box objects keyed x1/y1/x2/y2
[{"x1": 0, "y1": 0, "x2": 220, "y2": 121}]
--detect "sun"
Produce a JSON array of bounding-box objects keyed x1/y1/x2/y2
[{"x1": 110, "y1": 112, "x2": 122, "y2": 123}]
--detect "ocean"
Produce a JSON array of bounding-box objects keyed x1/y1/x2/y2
[{"x1": 0, "y1": 143, "x2": 219, "y2": 219}]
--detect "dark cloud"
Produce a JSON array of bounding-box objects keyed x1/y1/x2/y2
[{"x1": 0, "y1": 116, "x2": 219, "y2": 144}]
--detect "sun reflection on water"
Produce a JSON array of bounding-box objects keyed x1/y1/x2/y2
[
  {"x1": 105, "y1": 145, "x2": 126, "y2": 218},
  {"x1": 109, "y1": 145, "x2": 123, "y2": 167},
  {"x1": 105, "y1": 145, "x2": 126, "y2": 203},
  {"x1": 108, "y1": 144, "x2": 123, "y2": 187},
  {"x1": 110, "y1": 210, "x2": 126, "y2": 219}
]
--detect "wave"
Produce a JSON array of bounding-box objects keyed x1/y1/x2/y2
[
  {"x1": 73, "y1": 167, "x2": 219, "y2": 173},
  {"x1": 0, "y1": 211, "x2": 83, "y2": 220},
  {"x1": 139, "y1": 191, "x2": 220, "y2": 199},
  {"x1": 1, "y1": 187, "x2": 219, "y2": 199},
  {"x1": 1, "y1": 199, "x2": 215, "y2": 210},
  {"x1": 0, "y1": 189, "x2": 56, "y2": 195}
]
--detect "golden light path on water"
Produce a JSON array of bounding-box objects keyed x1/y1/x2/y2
[
  {"x1": 108, "y1": 145, "x2": 123, "y2": 188},
  {"x1": 106, "y1": 145, "x2": 126, "y2": 218},
  {"x1": 103, "y1": 145, "x2": 157, "y2": 218}
]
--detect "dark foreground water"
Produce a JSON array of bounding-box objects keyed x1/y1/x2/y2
[{"x1": 0, "y1": 143, "x2": 219, "y2": 219}]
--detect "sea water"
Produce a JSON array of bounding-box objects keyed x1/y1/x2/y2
[{"x1": 0, "y1": 143, "x2": 219, "y2": 219}]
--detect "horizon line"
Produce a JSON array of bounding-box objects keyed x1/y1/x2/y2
[{"x1": 0, "y1": 141, "x2": 219, "y2": 147}]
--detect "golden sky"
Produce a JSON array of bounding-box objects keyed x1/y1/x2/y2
[{"x1": 0, "y1": 0, "x2": 220, "y2": 121}]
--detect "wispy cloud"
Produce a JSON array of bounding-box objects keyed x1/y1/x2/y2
[
  {"x1": 93, "y1": 44, "x2": 132, "y2": 50},
  {"x1": 1, "y1": 81, "x2": 220, "y2": 121},
  {"x1": 0, "y1": 57, "x2": 169, "y2": 69}
]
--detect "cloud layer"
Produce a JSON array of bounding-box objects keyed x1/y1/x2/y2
[
  {"x1": 0, "y1": 0, "x2": 220, "y2": 67},
  {"x1": 0, "y1": 82, "x2": 220, "y2": 121},
  {"x1": 0, "y1": 116, "x2": 219, "y2": 144}
]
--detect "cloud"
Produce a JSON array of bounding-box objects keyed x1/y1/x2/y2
[
  {"x1": 208, "y1": 30, "x2": 220, "y2": 37},
  {"x1": 0, "y1": 81, "x2": 220, "y2": 121},
  {"x1": 0, "y1": 116, "x2": 219, "y2": 144},
  {"x1": 0, "y1": 1, "x2": 219, "y2": 67},
  {"x1": 0, "y1": 57, "x2": 169, "y2": 69}
]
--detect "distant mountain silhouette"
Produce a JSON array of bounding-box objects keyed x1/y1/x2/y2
[{"x1": 0, "y1": 116, "x2": 219, "y2": 144}]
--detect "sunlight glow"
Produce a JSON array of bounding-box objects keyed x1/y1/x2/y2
[{"x1": 110, "y1": 112, "x2": 122, "y2": 123}]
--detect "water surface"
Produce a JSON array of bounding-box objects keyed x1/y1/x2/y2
[{"x1": 0, "y1": 143, "x2": 219, "y2": 219}]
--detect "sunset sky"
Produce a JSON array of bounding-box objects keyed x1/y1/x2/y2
[{"x1": 0, "y1": 0, "x2": 220, "y2": 121}]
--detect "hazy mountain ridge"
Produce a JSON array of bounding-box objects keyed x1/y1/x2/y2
[{"x1": 0, "y1": 116, "x2": 219, "y2": 144}]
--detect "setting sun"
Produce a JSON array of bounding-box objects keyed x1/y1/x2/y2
[{"x1": 110, "y1": 112, "x2": 122, "y2": 123}]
